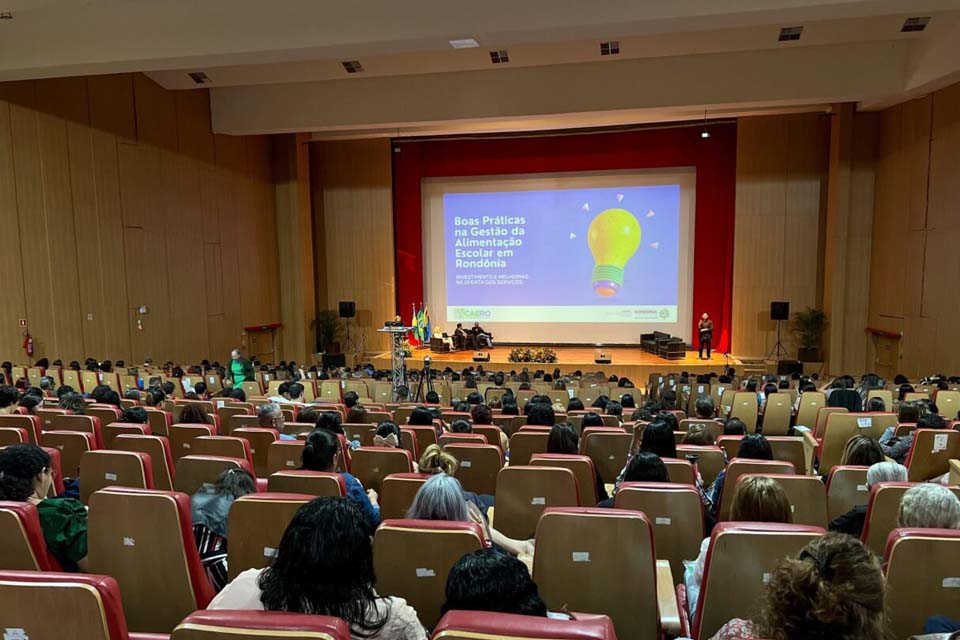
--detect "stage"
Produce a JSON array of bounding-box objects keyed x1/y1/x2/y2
[{"x1": 370, "y1": 346, "x2": 742, "y2": 381}]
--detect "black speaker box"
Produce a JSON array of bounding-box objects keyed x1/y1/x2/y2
[
  {"x1": 338, "y1": 301, "x2": 356, "y2": 318},
  {"x1": 777, "y1": 360, "x2": 803, "y2": 376},
  {"x1": 770, "y1": 301, "x2": 790, "y2": 321},
  {"x1": 322, "y1": 353, "x2": 346, "y2": 368},
  {"x1": 594, "y1": 349, "x2": 611, "y2": 364},
  {"x1": 473, "y1": 351, "x2": 490, "y2": 362}
]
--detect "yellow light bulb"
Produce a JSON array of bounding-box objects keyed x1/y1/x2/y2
[{"x1": 587, "y1": 207, "x2": 642, "y2": 297}]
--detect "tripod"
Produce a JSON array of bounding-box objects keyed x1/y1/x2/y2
[
  {"x1": 414, "y1": 360, "x2": 435, "y2": 403},
  {"x1": 766, "y1": 319, "x2": 791, "y2": 363}
]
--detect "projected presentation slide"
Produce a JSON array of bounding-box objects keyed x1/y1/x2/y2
[{"x1": 423, "y1": 170, "x2": 695, "y2": 344}]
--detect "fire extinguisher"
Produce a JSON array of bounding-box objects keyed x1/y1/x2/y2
[{"x1": 23, "y1": 332, "x2": 34, "y2": 358}]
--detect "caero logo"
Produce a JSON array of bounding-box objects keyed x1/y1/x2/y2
[
  {"x1": 659, "y1": 308, "x2": 670, "y2": 319},
  {"x1": 453, "y1": 308, "x2": 492, "y2": 320}
]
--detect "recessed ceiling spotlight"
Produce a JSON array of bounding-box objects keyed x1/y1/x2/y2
[
  {"x1": 0, "y1": 12, "x2": 13, "y2": 19},
  {"x1": 341, "y1": 60, "x2": 364, "y2": 74},
  {"x1": 902, "y1": 17, "x2": 930, "y2": 32},
  {"x1": 700, "y1": 110, "x2": 711, "y2": 139},
  {"x1": 188, "y1": 71, "x2": 209, "y2": 85},
  {"x1": 489, "y1": 50, "x2": 510, "y2": 64},
  {"x1": 778, "y1": 26, "x2": 803, "y2": 42},
  {"x1": 449, "y1": 38, "x2": 480, "y2": 49},
  {"x1": 600, "y1": 41, "x2": 620, "y2": 56}
]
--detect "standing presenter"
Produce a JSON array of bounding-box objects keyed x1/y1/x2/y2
[{"x1": 698, "y1": 313, "x2": 714, "y2": 360}]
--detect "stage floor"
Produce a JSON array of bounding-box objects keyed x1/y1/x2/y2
[{"x1": 370, "y1": 346, "x2": 741, "y2": 381}]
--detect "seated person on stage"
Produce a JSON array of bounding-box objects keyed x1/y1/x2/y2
[
  {"x1": 470, "y1": 322, "x2": 493, "y2": 348},
  {"x1": 453, "y1": 323, "x2": 467, "y2": 350}
]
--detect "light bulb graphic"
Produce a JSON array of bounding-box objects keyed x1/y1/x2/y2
[{"x1": 587, "y1": 207, "x2": 642, "y2": 297}]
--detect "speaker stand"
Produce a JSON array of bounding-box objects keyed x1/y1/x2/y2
[{"x1": 765, "y1": 319, "x2": 791, "y2": 363}]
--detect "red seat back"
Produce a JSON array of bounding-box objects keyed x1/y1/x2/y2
[
  {"x1": 173, "y1": 610, "x2": 353, "y2": 639},
  {"x1": 433, "y1": 610, "x2": 617, "y2": 640},
  {"x1": 0, "y1": 501, "x2": 63, "y2": 571}
]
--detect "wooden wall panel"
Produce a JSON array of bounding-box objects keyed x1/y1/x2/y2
[
  {"x1": 868, "y1": 82, "x2": 960, "y2": 376},
  {"x1": 0, "y1": 73, "x2": 280, "y2": 364},
  {"x1": 312, "y1": 138, "x2": 395, "y2": 354},
  {"x1": 731, "y1": 113, "x2": 829, "y2": 359}
]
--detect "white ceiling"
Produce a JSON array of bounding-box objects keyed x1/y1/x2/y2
[{"x1": 2, "y1": 0, "x2": 959, "y2": 136}]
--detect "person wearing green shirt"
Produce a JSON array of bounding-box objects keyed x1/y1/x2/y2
[
  {"x1": 230, "y1": 348, "x2": 255, "y2": 386},
  {"x1": 0, "y1": 444, "x2": 87, "y2": 572}
]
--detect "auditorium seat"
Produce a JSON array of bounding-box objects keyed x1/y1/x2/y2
[
  {"x1": 267, "y1": 470, "x2": 346, "y2": 496},
  {"x1": 727, "y1": 392, "x2": 759, "y2": 433},
  {"x1": 794, "y1": 391, "x2": 827, "y2": 429},
  {"x1": 439, "y1": 433, "x2": 486, "y2": 447},
  {"x1": 534, "y1": 507, "x2": 678, "y2": 639},
  {"x1": 266, "y1": 440, "x2": 306, "y2": 475},
  {"x1": 192, "y1": 435, "x2": 254, "y2": 468},
  {"x1": 42, "y1": 430, "x2": 96, "y2": 478},
  {"x1": 444, "y1": 443, "x2": 503, "y2": 495},
  {"x1": 373, "y1": 519, "x2": 486, "y2": 628},
  {"x1": 471, "y1": 425, "x2": 505, "y2": 449},
  {"x1": 740, "y1": 473, "x2": 827, "y2": 527},
  {"x1": 685, "y1": 383, "x2": 711, "y2": 416},
  {"x1": 433, "y1": 610, "x2": 616, "y2": 640},
  {"x1": 0, "y1": 426, "x2": 29, "y2": 446},
  {"x1": 717, "y1": 435, "x2": 808, "y2": 475},
  {"x1": 0, "y1": 570, "x2": 168, "y2": 640},
  {"x1": 676, "y1": 444, "x2": 726, "y2": 486},
  {"x1": 88, "y1": 487, "x2": 215, "y2": 633},
  {"x1": 112, "y1": 434, "x2": 175, "y2": 491},
  {"x1": 825, "y1": 465, "x2": 869, "y2": 521},
  {"x1": 227, "y1": 493, "x2": 312, "y2": 580},
  {"x1": 87, "y1": 404, "x2": 121, "y2": 429},
  {"x1": 169, "y1": 424, "x2": 216, "y2": 461},
  {"x1": 143, "y1": 408, "x2": 172, "y2": 438},
  {"x1": 905, "y1": 428, "x2": 960, "y2": 481},
  {"x1": 662, "y1": 457, "x2": 697, "y2": 484},
  {"x1": 681, "y1": 523, "x2": 825, "y2": 640},
  {"x1": 531, "y1": 453, "x2": 599, "y2": 506},
  {"x1": 760, "y1": 392, "x2": 793, "y2": 436},
  {"x1": 616, "y1": 482, "x2": 704, "y2": 586},
  {"x1": 174, "y1": 455, "x2": 253, "y2": 495},
  {"x1": 581, "y1": 430, "x2": 632, "y2": 484},
  {"x1": 240, "y1": 381, "x2": 263, "y2": 399},
  {"x1": 233, "y1": 427, "x2": 279, "y2": 478},
  {"x1": 866, "y1": 389, "x2": 893, "y2": 411},
  {"x1": 717, "y1": 459, "x2": 796, "y2": 520},
  {"x1": 494, "y1": 466, "x2": 579, "y2": 539},
  {"x1": 103, "y1": 422, "x2": 152, "y2": 448},
  {"x1": 51, "y1": 413, "x2": 105, "y2": 448},
  {"x1": 215, "y1": 405, "x2": 251, "y2": 436},
  {"x1": 935, "y1": 390, "x2": 960, "y2": 417},
  {"x1": 344, "y1": 423, "x2": 375, "y2": 447},
  {"x1": 0, "y1": 414, "x2": 42, "y2": 444},
  {"x1": 0, "y1": 502, "x2": 62, "y2": 571},
  {"x1": 171, "y1": 610, "x2": 352, "y2": 640},
  {"x1": 819, "y1": 412, "x2": 896, "y2": 472},
  {"x1": 379, "y1": 472, "x2": 430, "y2": 520},
  {"x1": 402, "y1": 425, "x2": 438, "y2": 450},
  {"x1": 79, "y1": 450, "x2": 154, "y2": 503},
  {"x1": 36, "y1": 407, "x2": 69, "y2": 431},
  {"x1": 281, "y1": 421, "x2": 315, "y2": 437},
  {"x1": 861, "y1": 482, "x2": 960, "y2": 555},
  {"x1": 350, "y1": 447, "x2": 414, "y2": 493},
  {"x1": 679, "y1": 419, "x2": 722, "y2": 442},
  {"x1": 883, "y1": 528, "x2": 960, "y2": 640},
  {"x1": 504, "y1": 431, "x2": 546, "y2": 468}
]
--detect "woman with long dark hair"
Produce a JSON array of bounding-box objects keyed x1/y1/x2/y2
[{"x1": 209, "y1": 497, "x2": 426, "y2": 639}]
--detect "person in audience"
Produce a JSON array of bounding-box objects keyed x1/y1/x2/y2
[
  {"x1": 161, "y1": 381, "x2": 176, "y2": 398},
  {"x1": 865, "y1": 396, "x2": 886, "y2": 413},
  {"x1": 209, "y1": 496, "x2": 426, "y2": 639},
  {"x1": 191, "y1": 467, "x2": 256, "y2": 591},
  {"x1": 897, "y1": 382, "x2": 915, "y2": 402},
  {"x1": 501, "y1": 399, "x2": 519, "y2": 416},
  {"x1": 0, "y1": 444, "x2": 88, "y2": 571},
  {"x1": 547, "y1": 423, "x2": 608, "y2": 503},
  {"x1": 839, "y1": 435, "x2": 885, "y2": 467},
  {"x1": 441, "y1": 548, "x2": 548, "y2": 618},
  {"x1": 406, "y1": 473, "x2": 532, "y2": 556},
  {"x1": 120, "y1": 406, "x2": 148, "y2": 424},
  {"x1": 880, "y1": 411, "x2": 946, "y2": 464},
  {"x1": 895, "y1": 399, "x2": 921, "y2": 425},
  {"x1": 175, "y1": 404, "x2": 205, "y2": 425},
  {"x1": 708, "y1": 434, "x2": 773, "y2": 515},
  {"x1": 470, "y1": 403, "x2": 509, "y2": 450},
  {"x1": 258, "y1": 403, "x2": 284, "y2": 432},
  {"x1": 193, "y1": 381, "x2": 209, "y2": 400},
  {"x1": 829, "y1": 461, "x2": 906, "y2": 536},
  {"x1": 229, "y1": 388, "x2": 246, "y2": 402},
  {"x1": 58, "y1": 392, "x2": 86, "y2": 414},
  {"x1": 374, "y1": 421, "x2": 402, "y2": 448},
  {"x1": 694, "y1": 396, "x2": 718, "y2": 420},
  {"x1": 580, "y1": 411, "x2": 603, "y2": 429},
  {"x1": 688, "y1": 476, "x2": 793, "y2": 619},
  {"x1": 424, "y1": 390, "x2": 440, "y2": 404},
  {"x1": 229, "y1": 348, "x2": 255, "y2": 385},
  {"x1": 346, "y1": 405, "x2": 368, "y2": 424},
  {"x1": 268, "y1": 381, "x2": 291, "y2": 404},
  {"x1": 598, "y1": 451, "x2": 668, "y2": 508},
  {"x1": 604, "y1": 400, "x2": 623, "y2": 422},
  {"x1": 300, "y1": 428, "x2": 379, "y2": 530},
  {"x1": 526, "y1": 402, "x2": 556, "y2": 427},
  {"x1": 683, "y1": 423, "x2": 716, "y2": 446},
  {"x1": 123, "y1": 388, "x2": 140, "y2": 403},
  {"x1": 39, "y1": 375, "x2": 56, "y2": 396},
  {"x1": 759, "y1": 382, "x2": 778, "y2": 410},
  {"x1": 709, "y1": 533, "x2": 888, "y2": 640},
  {"x1": 566, "y1": 397, "x2": 585, "y2": 412},
  {"x1": 18, "y1": 393, "x2": 41, "y2": 415},
  {"x1": 898, "y1": 484, "x2": 960, "y2": 529},
  {"x1": 407, "y1": 407, "x2": 435, "y2": 426},
  {"x1": 0, "y1": 384, "x2": 21, "y2": 414},
  {"x1": 591, "y1": 395, "x2": 610, "y2": 412},
  {"x1": 792, "y1": 380, "x2": 818, "y2": 414},
  {"x1": 90, "y1": 384, "x2": 111, "y2": 403},
  {"x1": 639, "y1": 419, "x2": 677, "y2": 459},
  {"x1": 450, "y1": 419, "x2": 472, "y2": 434}
]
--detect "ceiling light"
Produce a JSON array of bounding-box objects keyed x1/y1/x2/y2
[
  {"x1": 341, "y1": 60, "x2": 364, "y2": 74},
  {"x1": 188, "y1": 72, "x2": 209, "y2": 85},
  {"x1": 449, "y1": 38, "x2": 480, "y2": 49},
  {"x1": 700, "y1": 110, "x2": 711, "y2": 139},
  {"x1": 0, "y1": 12, "x2": 12, "y2": 19},
  {"x1": 600, "y1": 41, "x2": 620, "y2": 56},
  {"x1": 489, "y1": 50, "x2": 510, "y2": 64},
  {"x1": 778, "y1": 26, "x2": 803, "y2": 42},
  {"x1": 902, "y1": 17, "x2": 930, "y2": 33}
]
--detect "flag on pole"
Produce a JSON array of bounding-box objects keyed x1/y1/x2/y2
[
  {"x1": 410, "y1": 302, "x2": 419, "y2": 346},
  {"x1": 423, "y1": 306, "x2": 432, "y2": 343}
]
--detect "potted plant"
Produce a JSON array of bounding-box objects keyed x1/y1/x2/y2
[
  {"x1": 791, "y1": 307, "x2": 827, "y2": 362},
  {"x1": 310, "y1": 310, "x2": 343, "y2": 354}
]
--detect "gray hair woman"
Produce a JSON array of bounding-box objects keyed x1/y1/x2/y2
[
  {"x1": 829, "y1": 461, "x2": 907, "y2": 537},
  {"x1": 898, "y1": 484, "x2": 960, "y2": 529},
  {"x1": 867, "y1": 461, "x2": 907, "y2": 486}
]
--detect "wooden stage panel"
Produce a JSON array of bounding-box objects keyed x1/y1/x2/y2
[{"x1": 370, "y1": 346, "x2": 740, "y2": 381}]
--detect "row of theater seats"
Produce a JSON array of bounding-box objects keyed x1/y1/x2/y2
[{"x1": 3, "y1": 486, "x2": 958, "y2": 639}]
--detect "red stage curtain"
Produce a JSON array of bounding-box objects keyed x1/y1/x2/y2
[{"x1": 392, "y1": 124, "x2": 737, "y2": 352}]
